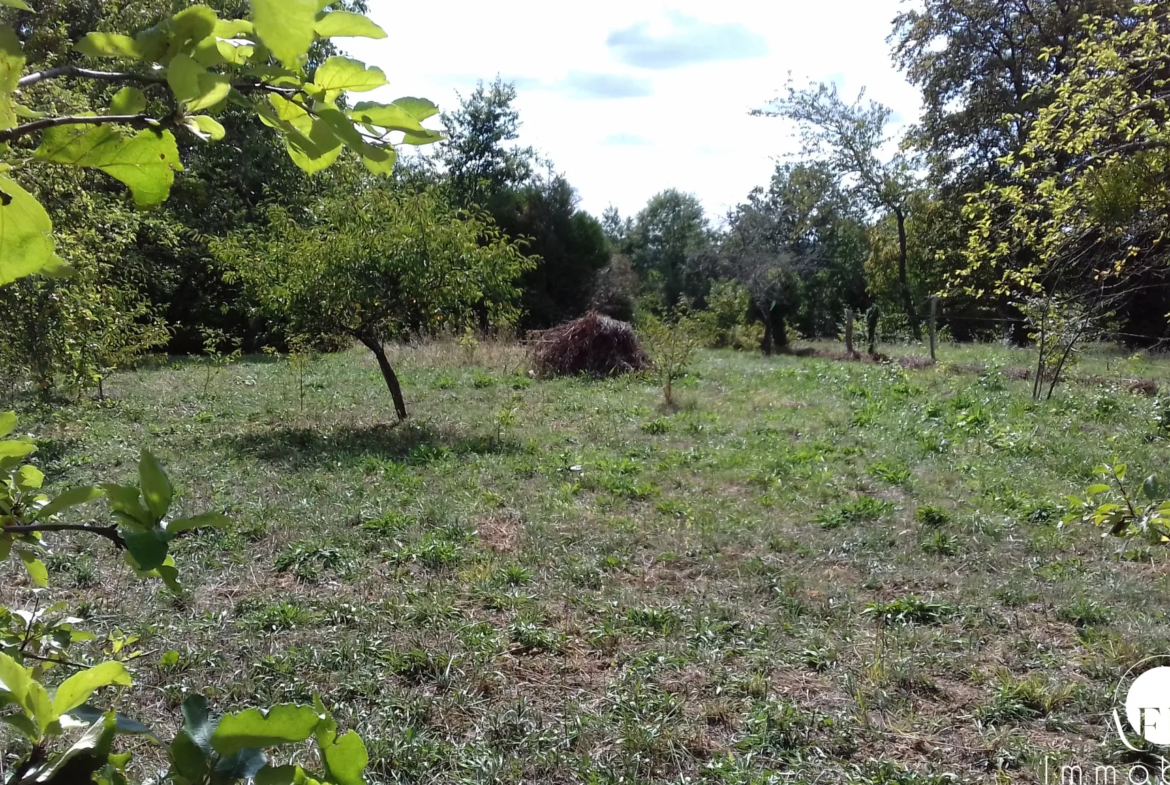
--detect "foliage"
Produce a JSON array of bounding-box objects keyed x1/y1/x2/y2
[
  {"x1": 1064, "y1": 463, "x2": 1170, "y2": 544},
  {"x1": 628, "y1": 189, "x2": 712, "y2": 310},
  {"x1": 0, "y1": 0, "x2": 443, "y2": 288},
  {"x1": 957, "y1": 6, "x2": 1170, "y2": 331},
  {"x1": 755, "y1": 81, "x2": 923, "y2": 338},
  {"x1": 638, "y1": 304, "x2": 701, "y2": 407},
  {"x1": 692, "y1": 279, "x2": 763, "y2": 351},
  {"x1": 1018, "y1": 296, "x2": 1101, "y2": 399},
  {"x1": 199, "y1": 326, "x2": 243, "y2": 397},
  {"x1": 217, "y1": 186, "x2": 533, "y2": 419}
]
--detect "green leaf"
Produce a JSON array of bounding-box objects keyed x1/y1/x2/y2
[
  {"x1": 0, "y1": 24, "x2": 26, "y2": 131},
  {"x1": 103, "y1": 484, "x2": 150, "y2": 527},
  {"x1": 34, "y1": 127, "x2": 184, "y2": 209},
  {"x1": 52, "y1": 662, "x2": 131, "y2": 716},
  {"x1": 211, "y1": 704, "x2": 323, "y2": 755},
  {"x1": 28, "y1": 712, "x2": 116, "y2": 785},
  {"x1": 166, "y1": 53, "x2": 231, "y2": 111},
  {"x1": 320, "y1": 728, "x2": 367, "y2": 785},
  {"x1": 166, "y1": 5, "x2": 218, "y2": 59},
  {"x1": 390, "y1": 96, "x2": 440, "y2": 122},
  {"x1": 2, "y1": 712, "x2": 37, "y2": 740},
  {"x1": 64, "y1": 705, "x2": 158, "y2": 740},
  {"x1": 38, "y1": 486, "x2": 105, "y2": 520},
  {"x1": 0, "y1": 438, "x2": 35, "y2": 458},
  {"x1": 166, "y1": 512, "x2": 230, "y2": 535},
  {"x1": 138, "y1": 450, "x2": 173, "y2": 520},
  {"x1": 170, "y1": 730, "x2": 211, "y2": 783},
  {"x1": 0, "y1": 651, "x2": 32, "y2": 713},
  {"x1": 184, "y1": 115, "x2": 225, "y2": 141},
  {"x1": 0, "y1": 175, "x2": 58, "y2": 285},
  {"x1": 16, "y1": 464, "x2": 44, "y2": 491},
  {"x1": 109, "y1": 87, "x2": 146, "y2": 115},
  {"x1": 0, "y1": 0, "x2": 33, "y2": 11},
  {"x1": 350, "y1": 101, "x2": 424, "y2": 133},
  {"x1": 124, "y1": 528, "x2": 170, "y2": 572},
  {"x1": 314, "y1": 11, "x2": 386, "y2": 39},
  {"x1": 359, "y1": 144, "x2": 396, "y2": 176},
  {"x1": 399, "y1": 128, "x2": 444, "y2": 146},
  {"x1": 1086, "y1": 484, "x2": 1111, "y2": 495},
  {"x1": 75, "y1": 33, "x2": 143, "y2": 60},
  {"x1": 253, "y1": 0, "x2": 318, "y2": 67},
  {"x1": 256, "y1": 765, "x2": 305, "y2": 785},
  {"x1": 313, "y1": 56, "x2": 387, "y2": 93},
  {"x1": 0, "y1": 410, "x2": 15, "y2": 438},
  {"x1": 19, "y1": 550, "x2": 48, "y2": 587}
]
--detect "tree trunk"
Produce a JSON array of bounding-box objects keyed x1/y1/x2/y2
[
  {"x1": 758, "y1": 303, "x2": 775, "y2": 356},
  {"x1": 359, "y1": 335, "x2": 408, "y2": 421},
  {"x1": 895, "y1": 208, "x2": 922, "y2": 340}
]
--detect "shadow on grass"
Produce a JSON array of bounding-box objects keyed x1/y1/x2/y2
[{"x1": 224, "y1": 421, "x2": 523, "y2": 469}]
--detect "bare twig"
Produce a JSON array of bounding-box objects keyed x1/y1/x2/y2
[{"x1": 0, "y1": 114, "x2": 162, "y2": 145}]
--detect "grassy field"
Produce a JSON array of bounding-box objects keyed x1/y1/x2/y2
[{"x1": 5, "y1": 338, "x2": 1170, "y2": 783}]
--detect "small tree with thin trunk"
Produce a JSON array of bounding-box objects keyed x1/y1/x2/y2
[{"x1": 217, "y1": 186, "x2": 534, "y2": 420}]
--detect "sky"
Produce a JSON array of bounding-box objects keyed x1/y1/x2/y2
[{"x1": 344, "y1": 0, "x2": 923, "y2": 224}]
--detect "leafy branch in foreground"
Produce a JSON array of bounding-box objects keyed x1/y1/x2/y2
[
  {"x1": 1064, "y1": 462, "x2": 1170, "y2": 544},
  {"x1": 0, "y1": 0, "x2": 444, "y2": 286}
]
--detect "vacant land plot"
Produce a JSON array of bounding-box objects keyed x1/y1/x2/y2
[{"x1": 4, "y1": 342, "x2": 1170, "y2": 783}]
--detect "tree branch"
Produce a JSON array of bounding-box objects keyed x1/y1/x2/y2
[
  {"x1": 4, "y1": 523, "x2": 126, "y2": 549},
  {"x1": 0, "y1": 113, "x2": 165, "y2": 145},
  {"x1": 18, "y1": 65, "x2": 167, "y2": 89}
]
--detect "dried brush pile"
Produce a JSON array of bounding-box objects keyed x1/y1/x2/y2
[{"x1": 530, "y1": 311, "x2": 649, "y2": 378}]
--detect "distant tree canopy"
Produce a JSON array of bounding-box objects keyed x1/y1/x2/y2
[{"x1": 629, "y1": 189, "x2": 712, "y2": 310}]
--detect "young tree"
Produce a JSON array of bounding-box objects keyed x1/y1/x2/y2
[
  {"x1": 754, "y1": 82, "x2": 924, "y2": 338},
  {"x1": 217, "y1": 187, "x2": 535, "y2": 420}
]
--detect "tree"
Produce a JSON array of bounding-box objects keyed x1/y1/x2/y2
[
  {"x1": 713, "y1": 188, "x2": 800, "y2": 355},
  {"x1": 754, "y1": 82, "x2": 924, "y2": 338},
  {"x1": 890, "y1": 0, "x2": 1135, "y2": 192},
  {"x1": 958, "y1": 5, "x2": 1170, "y2": 344},
  {"x1": 628, "y1": 189, "x2": 712, "y2": 310},
  {"x1": 437, "y1": 76, "x2": 536, "y2": 209},
  {"x1": 490, "y1": 173, "x2": 610, "y2": 328},
  {"x1": 0, "y1": 3, "x2": 440, "y2": 778},
  {"x1": 217, "y1": 187, "x2": 535, "y2": 420}
]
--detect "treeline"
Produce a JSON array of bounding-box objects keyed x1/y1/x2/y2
[{"x1": 3, "y1": 0, "x2": 1169, "y2": 397}]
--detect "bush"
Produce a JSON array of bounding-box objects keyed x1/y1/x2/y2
[{"x1": 693, "y1": 279, "x2": 764, "y2": 351}]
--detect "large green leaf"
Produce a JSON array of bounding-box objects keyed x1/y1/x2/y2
[
  {"x1": 253, "y1": 0, "x2": 318, "y2": 67},
  {"x1": 314, "y1": 11, "x2": 386, "y2": 39},
  {"x1": 25, "y1": 712, "x2": 116, "y2": 785},
  {"x1": 16, "y1": 464, "x2": 44, "y2": 491},
  {"x1": 0, "y1": 1, "x2": 33, "y2": 11},
  {"x1": 166, "y1": 5, "x2": 218, "y2": 60},
  {"x1": 19, "y1": 550, "x2": 49, "y2": 587},
  {"x1": 0, "y1": 651, "x2": 32, "y2": 714},
  {"x1": 390, "y1": 96, "x2": 440, "y2": 122},
  {"x1": 124, "y1": 528, "x2": 170, "y2": 571},
  {"x1": 359, "y1": 144, "x2": 397, "y2": 176},
  {"x1": 52, "y1": 661, "x2": 131, "y2": 716},
  {"x1": 211, "y1": 704, "x2": 322, "y2": 755},
  {"x1": 103, "y1": 484, "x2": 150, "y2": 527},
  {"x1": 0, "y1": 437, "x2": 36, "y2": 458},
  {"x1": 0, "y1": 24, "x2": 25, "y2": 131},
  {"x1": 350, "y1": 101, "x2": 424, "y2": 133},
  {"x1": 138, "y1": 450, "x2": 173, "y2": 520},
  {"x1": 64, "y1": 704, "x2": 158, "y2": 740},
  {"x1": 166, "y1": 512, "x2": 230, "y2": 535},
  {"x1": 313, "y1": 56, "x2": 387, "y2": 93},
  {"x1": 166, "y1": 53, "x2": 231, "y2": 111},
  {"x1": 398, "y1": 128, "x2": 445, "y2": 146},
  {"x1": 319, "y1": 726, "x2": 367, "y2": 785},
  {"x1": 184, "y1": 115, "x2": 226, "y2": 141},
  {"x1": 0, "y1": 410, "x2": 15, "y2": 438},
  {"x1": 0, "y1": 175, "x2": 57, "y2": 285},
  {"x1": 109, "y1": 87, "x2": 146, "y2": 115},
  {"x1": 75, "y1": 33, "x2": 143, "y2": 60},
  {"x1": 34, "y1": 127, "x2": 184, "y2": 208},
  {"x1": 37, "y1": 486, "x2": 105, "y2": 520}
]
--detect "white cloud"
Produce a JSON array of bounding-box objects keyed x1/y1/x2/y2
[{"x1": 345, "y1": 0, "x2": 922, "y2": 221}]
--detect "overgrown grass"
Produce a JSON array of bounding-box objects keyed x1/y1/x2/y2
[{"x1": 4, "y1": 338, "x2": 1170, "y2": 782}]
